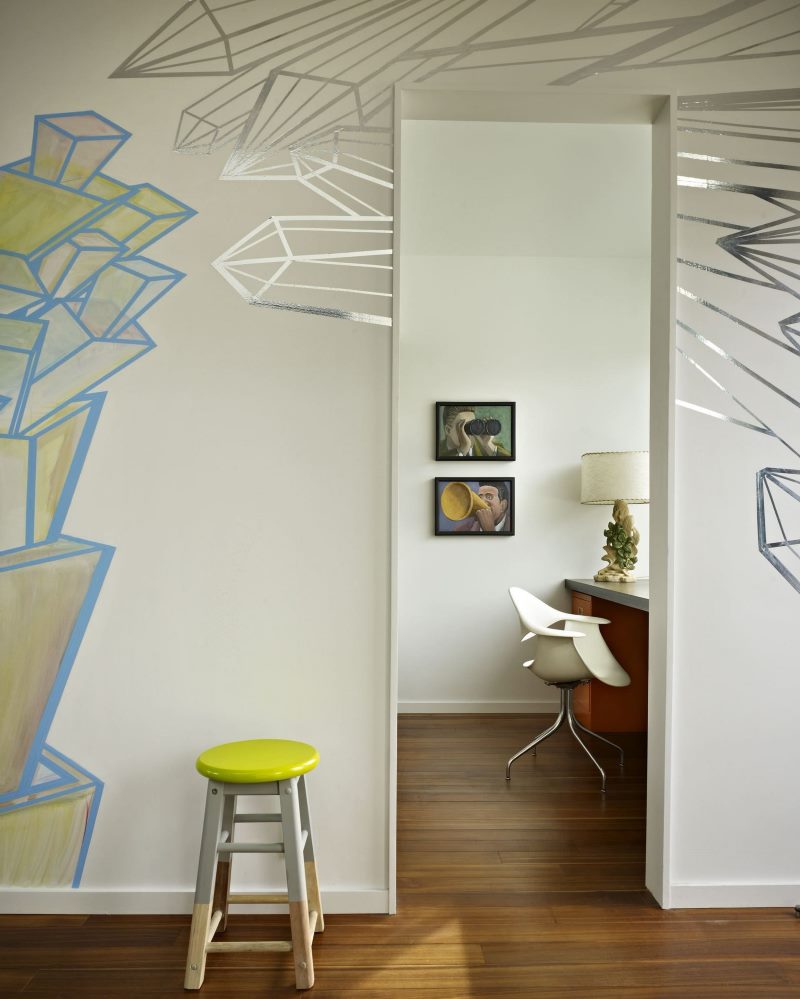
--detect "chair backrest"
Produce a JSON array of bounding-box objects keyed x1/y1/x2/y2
[{"x1": 508, "y1": 587, "x2": 563, "y2": 635}]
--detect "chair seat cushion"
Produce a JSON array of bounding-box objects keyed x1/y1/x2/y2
[{"x1": 196, "y1": 739, "x2": 319, "y2": 783}]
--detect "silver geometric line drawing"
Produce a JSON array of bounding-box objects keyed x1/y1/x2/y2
[
  {"x1": 212, "y1": 215, "x2": 393, "y2": 326},
  {"x1": 679, "y1": 88, "x2": 800, "y2": 112},
  {"x1": 757, "y1": 468, "x2": 800, "y2": 594},
  {"x1": 678, "y1": 151, "x2": 800, "y2": 173},
  {"x1": 676, "y1": 348, "x2": 800, "y2": 459},
  {"x1": 114, "y1": 6, "x2": 800, "y2": 599},
  {"x1": 114, "y1": 2, "x2": 800, "y2": 324},
  {"x1": 676, "y1": 176, "x2": 800, "y2": 301},
  {"x1": 676, "y1": 398, "x2": 779, "y2": 438},
  {"x1": 678, "y1": 286, "x2": 800, "y2": 355},
  {"x1": 575, "y1": 1, "x2": 642, "y2": 33},
  {"x1": 678, "y1": 320, "x2": 800, "y2": 415},
  {"x1": 113, "y1": 4, "x2": 800, "y2": 164},
  {"x1": 676, "y1": 86, "x2": 800, "y2": 594},
  {"x1": 678, "y1": 254, "x2": 778, "y2": 290},
  {"x1": 222, "y1": 128, "x2": 393, "y2": 217},
  {"x1": 678, "y1": 120, "x2": 800, "y2": 143}
]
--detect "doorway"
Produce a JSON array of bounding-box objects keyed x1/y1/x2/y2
[{"x1": 389, "y1": 89, "x2": 676, "y2": 912}]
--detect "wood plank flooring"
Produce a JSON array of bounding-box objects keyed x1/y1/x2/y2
[{"x1": 1, "y1": 713, "x2": 797, "y2": 997}]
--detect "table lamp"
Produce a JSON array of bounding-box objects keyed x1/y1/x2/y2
[{"x1": 581, "y1": 451, "x2": 649, "y2": 583}]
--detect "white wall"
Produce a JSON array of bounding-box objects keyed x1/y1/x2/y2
[
  {"x1": 669, "y1": 146, "x2": 800, "y2": 905},
  {"x1": 4, "y1": 0, "x2": 800, "y2": 916},
  {"x1": 0, "y1": 0, "x2": 390, "y2": 913},
  {"x1": 398, "y1": 121, "x2": 651, "y2": 711}
]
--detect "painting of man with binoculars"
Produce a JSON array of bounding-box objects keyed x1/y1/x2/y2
[{"x1": 436, "y1": 402, "x2": 514, "y2": 460}]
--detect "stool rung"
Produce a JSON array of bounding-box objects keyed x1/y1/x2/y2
[
  {"x1": 217, "y1": 830, "x2": 307, "y2": 854},
  {"x1": 228, "y1": 892, "x2": 289, "y2": 904},
  {"x1": 205, "y1": 910, "x2": 317, "y2": 949},
  {"x1": 234, "y1": 813, "x2": 281, "y2": 823},
  {"x1": 206, "y1": 940, "x2": 292, "y2": 953},
  {"x1": 218, "y1": 842, "x2": 283, "y2": 854}
]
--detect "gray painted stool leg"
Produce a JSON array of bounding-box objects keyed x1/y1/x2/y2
[
  {"x1": 185, "y1": 780, "x2": 225, "y2": 990},
  {"x1": 212, "y1": 792, "x2": 236, "y2": 932},
  {"x1": 298, "y1": 774, "x2": 324, "y2": 932},
  {"x1": 280, "y1": 777, "x2": 314, "y2": 989}
]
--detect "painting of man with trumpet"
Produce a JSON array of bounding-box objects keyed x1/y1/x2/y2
[{"x1": 435, "y1": 479, "x2": 514, "y2": 535}]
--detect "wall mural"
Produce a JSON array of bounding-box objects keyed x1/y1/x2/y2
[
  {"x1": 111, "y1": 1, "x2": 800, "y2": 594},
  {"x1": 0, "y1": 112, "x2": 194, "y2": 886},
  {"x1": 110, "y1": 1, "x2": 800, "y2": 322},
  {"x1": 674, "y1": 89, "x2": 800, "y2": 592}
]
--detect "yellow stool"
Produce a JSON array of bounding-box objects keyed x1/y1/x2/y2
[{"x1": 184, "y1": 739, "x2": 323, "y2": 991}]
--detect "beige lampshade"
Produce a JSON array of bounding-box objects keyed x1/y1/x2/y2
[{"x1": 581, "y1": 450, "x2": 649, "y2": 505}]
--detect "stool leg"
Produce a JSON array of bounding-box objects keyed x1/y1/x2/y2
[
  {"x1": 298, "y1": 774, "x2": 324, "y2": 932},
  {"x1": 280, "y1": 777, "x2": 314, "y2": 990},
  {"x1": 185, "y1": 780, "x2": 225, "y2": 990},
  {"x1": 212, "y1": 792, "x2": 236, "y2": 933}
]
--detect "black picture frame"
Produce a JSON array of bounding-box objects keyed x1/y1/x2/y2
[
  {"x1": 434, "y1": 478, "x2": 515, "y2": 536},
  {"x1": 435, "y1": 401, "x2": 515, "y2": 461}
]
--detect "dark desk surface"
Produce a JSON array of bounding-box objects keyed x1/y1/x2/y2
[{"x1": 565, "y1": 577, "x2": 649, "y2": 612}]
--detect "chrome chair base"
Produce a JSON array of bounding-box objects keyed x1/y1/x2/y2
[{"x1": 505, "y1": 682, "x2": 624, "y2": 792}]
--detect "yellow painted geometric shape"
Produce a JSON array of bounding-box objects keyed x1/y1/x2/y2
[
  {"x1": 83, "y1": 173, "x2": 129, "y2": 201},
  {"x1": 92, "y1": 202, "x2": 151, "y2": 244},
  {"x1": 0, "y1": 287, "x2": 41, "y2": 315},
  {"x1": 38, "y1": 231, "x2": 121, "y2": 297},
  {"x1": 124, "y1": 214, "x2": 183, "y2": 255},
  {"x1": 0, "y1": 171, "x2": 101, "y2": 256},
  {"x1": 19, "y1": 337, "x2": 147, "y2": 432},
  {"x1": 0, "y1": 316, "x2": 44, "y2": 351},
  {"x1": 0, "y1": 317, "x2": 44, "y2": 435},
  {"x1": 0, "y1": 402, "x2": 95, "y2": 549},
  {"x1": 0, "y1": 437, "x2": 28, "y2": 551},
  {"x1": 81, "y1": 259, "x2": 175, "y2": 338},
  {"x1": 0, "y1": 252, "x2": 40, "y2": 292},
  {"x1": 33, "y1": 303, "x2": 91, "y2": 375},
  {"x1": 0, "y1": 788, "x2": 95, "y2": 886},
  {"x1": 30, "y1": 119, "x2": 75, "y2": 184},
  {"x1": 0, "y1": 539, "x2": 102, "y2": 793},
  {"x1": 0, "y1": 253, "x2": 42, "y2": 314},
  {"x1": 32, "y1": 113, "x2": 128, "y2": 191},
  {"x1": 32, "y1": 401, "x2": 95, "y2": 542},
  {"x1": 94, "y1": 184, "x2": 193, "y2": 256},
  {"x1": 196, "y1": 739, "x2": 320, "y2": 783}
]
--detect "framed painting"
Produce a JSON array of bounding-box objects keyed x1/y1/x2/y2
[
  {"x1": 435, "y1": 478, "x2": 515, "y2": 536},
  {"x1": 435, "y1": 402, "x2": 515, "y2": 460}
]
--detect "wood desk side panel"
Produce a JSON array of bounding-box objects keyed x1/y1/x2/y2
[{"x1": 570, "y1": 593, "x2": 649, "y2": 733}]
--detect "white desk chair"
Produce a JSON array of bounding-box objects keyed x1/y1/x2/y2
[{"x1": 507, "y1": 587, "x2": 631, "y2": 792}]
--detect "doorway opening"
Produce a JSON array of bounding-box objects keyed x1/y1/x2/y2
[{"x1": 389, "y1": 89, "x2": 676, "y2": 913}]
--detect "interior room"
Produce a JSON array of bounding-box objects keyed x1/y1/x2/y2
[{"x1": 2, "y1": 2, "x2": 800, "y2": 997}]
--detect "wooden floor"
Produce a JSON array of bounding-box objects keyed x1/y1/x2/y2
[{"x1": 2, "y1": 714, "x2": 797, "y2": 997}]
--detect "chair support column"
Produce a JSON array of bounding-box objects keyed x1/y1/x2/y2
[
  {"x1": 505, "y1": 689, "x2": 567, "y2": 779},
  {"x1": 505, "y1": 682, "x2": 625, "y2": 791}
]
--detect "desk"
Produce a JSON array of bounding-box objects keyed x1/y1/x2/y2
[{"x1": 564, "y1": 578, "x2": 649, "y2": 733}]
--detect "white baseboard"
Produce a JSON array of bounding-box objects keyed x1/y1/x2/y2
[
  {"x1": 668, "y1": 883, "x2": 800, "y2": 909},
  {"x1": 398, "y1": 700, "x2": 556, "y2": 713},
  {"x1": 0, "y1": 888, "x2": 389, "y2": 915},
  {"x1": 5, "y1": 883, "x2": 796, "y2": 914}
]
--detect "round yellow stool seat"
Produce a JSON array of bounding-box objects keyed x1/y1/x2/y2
[{"x1": 196, "y1": 739, "x2": 319, "y2": 783}]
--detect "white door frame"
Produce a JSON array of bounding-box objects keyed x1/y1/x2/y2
[{"x1": 387, "y1": 87, "x2": 677, "y2": 913}]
